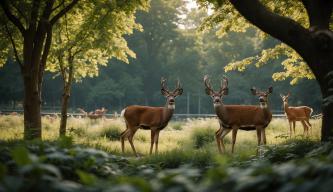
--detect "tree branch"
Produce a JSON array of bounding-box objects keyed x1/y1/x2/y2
[
  {"x1": 50, "y1": 0, "x2": 79, "y2": 26},
  {"x1": 29, "y1": 0, "x2": 41, "y2": 32},
  {"x1": 51, "y1": 0, "x2": 65, "y2": 12},
  {"x1": 228, "y1": 0, "x2": 310, "y2": 54},
  {"x1": 0, "y1": 1, "x2": 25, "y2": 34},
  {"x1": 4, "y1": 23, "x2": 23, "y2": 68},
  {"x1": 301, "y1": 0, "x2": 333, "y2": 30},
  {"x1": 11, "y1": 2, "x2": 28, "y2": 23},
  {"x1": 38, "y1": 24, "x2": 52, "y2": 90}
]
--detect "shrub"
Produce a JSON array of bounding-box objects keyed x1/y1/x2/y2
[
  {"x1": 100, "y1": 125, "x2": 122, "y2": 141},
  {"x1": 191, "y1": 128, "x2": 215, "y2": 149},
  {"x1": 171, "y1": 122, "x2": 183, "y2": 131}
]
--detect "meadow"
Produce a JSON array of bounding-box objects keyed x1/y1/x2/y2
[
  {"x1": 0, "y1": 115, "x2": 322, "y2": 156},
  {"x1": 1, "y1": 115, "x2": 332, "y2": 192}
]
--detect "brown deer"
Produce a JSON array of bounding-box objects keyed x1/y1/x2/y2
[
  {"x1": 120, "y1": 78, "x2": 183, "y2": 157},
  {"x1": 280, "y1": 93, "x2": 313, "y2": 136},
  {"x1": 204, "y1": 75, "x2": 272, "y2": 154}
]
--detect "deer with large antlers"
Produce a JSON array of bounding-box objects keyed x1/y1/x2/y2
[
  {"x1": 120, "y1": 78, "x2": 183, "y2": 157},
  {"x1": 204, "y1": 75, "x2": 272, "y2": 154},
  {"x1": 280, "y1": 93, "x2": 313, "y2": 136}
]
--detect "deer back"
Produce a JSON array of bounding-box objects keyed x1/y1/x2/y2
[
  {"x1": 285, "y1": 106, "x2": 312, "y2": 119},
  {"x1": 123, "y1": 105, "x2": 166, "y2": 128},
  {"x1": 217, "y1": 105, "x2": 272, "y2": 127}
]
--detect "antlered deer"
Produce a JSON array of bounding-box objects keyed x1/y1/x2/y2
[
  {"x1": 280, "y1": 93, "x2": 313, "y2": 136},
  {"x1": 120, "y1": 78, "x2": 183, "y2": 157},
  {"x1": 204, "y1": 75, "x2": 272, "y2": 154}
]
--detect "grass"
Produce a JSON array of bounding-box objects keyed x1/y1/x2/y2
[
  {"x1": 0, "y1": 115, "x2": 329, "y2": 192},
  {"x1": 0, "y1": 115, "x2": 322, "y2": 158}
]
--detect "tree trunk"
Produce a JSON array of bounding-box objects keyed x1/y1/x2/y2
[
  {"x1": 59, "y1": 57, "x2": 74, "y2": 137},
  {"x1": 23, "y1": 75, "x2": 42, "y2": 140},
  {"x1": 59, "y1": 86, "x2": 70, "y2": 136}
]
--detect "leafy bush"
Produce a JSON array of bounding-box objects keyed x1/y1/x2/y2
[
  {"x1": 171, "y1": 122, "x2": 183, "y2": 131},
  {"x1": 191, "y1": 128, "x2": 215, "y2": 149},
  {"x1": 99, "y1": 125, "x2": 122, "y2": 141},
  {"x1": 0, "y1": 139, "x2": 333, "y2": 192}
]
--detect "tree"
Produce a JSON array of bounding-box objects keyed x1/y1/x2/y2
[
  {"x1": 0, "y1": 0, "x2": 79, "y2": 139},
  {"x1": 198, "y1": 0, "x2": 333, "y2": 141},
  {"x1": 47, "y1": 1, "x2": 148, "y2": 136},
  {"x1": 198, "y1": 1, "x2": 315, "y2": 85}
]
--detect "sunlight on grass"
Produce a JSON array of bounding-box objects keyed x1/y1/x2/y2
[{"x1": 0, "y1": 115, "x2": 322, "y2": 158}]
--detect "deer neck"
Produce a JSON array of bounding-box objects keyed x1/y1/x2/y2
[
  {"x1": 260, "y1": 102, "x2": 271, "y2": 124},
  {"x1": 214, "y1": 103, "x2": 228, "y2": 123},
  {"x1": 161, "y1": 103, "x2": 175, "y2": 126},
  {"x1": 283, "y1": 102, "x2": 289, "y2": 112}
]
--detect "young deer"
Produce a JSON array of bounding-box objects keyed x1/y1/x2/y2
[
  {"x1": 204, "y1": 75, "x2": 272, "y2": 154},
  {"x1": 120, "y1": 78, "x2": 183, "y2": 157},
  {"x1": 280, "y1": 93, "x2": 313, "y2": 136}
]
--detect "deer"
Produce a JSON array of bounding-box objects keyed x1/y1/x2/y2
[
  {"x1": 280, "y1": 93, "x2": 313, "y2": 136},
  {"x1": 77, "y1": 108, "x2": 88, "y2": 118},
  {"x1": 120, "y1": 77, "x2": 183, "y2": 157},
  {"x1": 204, "y1": 75, "x2": 272, "y2": 154}
]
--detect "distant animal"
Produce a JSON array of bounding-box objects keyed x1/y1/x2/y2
[
  {"x1": 280, "y1": 93, "x2": 313, "y2": 136},
  {"x1": 77, "y1": 108, "x2": 88, "y2": 118},
  {"x1": 120, "y1": 77, "x2": 183, "y2": 157},
  {"x1": 204, "y1": 75, "x2": 272, "y2": 154}
]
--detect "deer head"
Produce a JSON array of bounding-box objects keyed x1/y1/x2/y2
[
  {"x1": 251, "y1": 86, "x2": 273, "y2": 107},
  {"x1": 204, "y1": 75, "x2": 229, "y2": 107},
  {"x1": 161, "y1": 77, "x2": 183, "y2": 109},
  {"x1": 280, "y1": 92, "x2": 290, "y2": 103}
]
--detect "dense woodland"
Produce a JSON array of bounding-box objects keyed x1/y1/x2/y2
[{"x1": 0, "y1": 0, "x2": 321, "y2": 114}]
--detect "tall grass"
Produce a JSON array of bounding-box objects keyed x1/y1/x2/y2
[{"x1": 0, "y1": 115, "x2": 322, "y2": 158}]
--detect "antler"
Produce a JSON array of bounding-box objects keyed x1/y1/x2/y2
[
  {"x1": 173, "y1": 79, "x2": 183, "y2": 96},
  {"x1": 220, "y1": 76, "x2": 228, "y2": 93},
  {"x1": 204, "y1": 75, "x2": 214, "y2": 91},
  {"x1": 161, "y1": 77, "x2": 169, "y2": 93}
]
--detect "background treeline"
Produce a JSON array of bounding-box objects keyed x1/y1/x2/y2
[{"x1": 0, "y1": 0, "x2": 321, "y2": 114}]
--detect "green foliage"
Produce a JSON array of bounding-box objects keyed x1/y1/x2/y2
[
  {"x1": 1, "y1": 139, "x2": 333, "y2": 192},
  {"x1": 191, "y1": 127, "x2": 216, "y2": 149},
  {"x1": 197, "y1": 0, "x2": 317, "y2": 84},
  {"x1": 100, "y1": 125, "x2": 122, "y2": 141}
]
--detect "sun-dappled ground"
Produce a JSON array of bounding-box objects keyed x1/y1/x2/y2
[{"x1": 0, "y1": 115, "x2": 322, "y2": 157}]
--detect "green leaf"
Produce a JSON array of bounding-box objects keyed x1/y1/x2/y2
[
  {"x1": 76, "y1": 170, "x2": 97, "y2": 186},
  {"x1": 10, "y1": 146, "x2": 33, "y2": 166}
]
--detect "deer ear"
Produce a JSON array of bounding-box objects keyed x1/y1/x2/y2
[
  {"x1": 268, "y1": 86, "x2": 273, "y2": 94},
  {"x1": 250, "y1": 87, "x2": 257, "y2": 95},
  {"x1": 280, "y1": 94, "x2": 284, "y2": 98}
]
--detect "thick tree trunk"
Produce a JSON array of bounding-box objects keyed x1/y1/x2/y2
[
  {"x1": 23, "y1": 76, "x2": 42, "y2": 140},
  {"x1": 59, "y1": 88, "x2": 70, "y2": 136}
]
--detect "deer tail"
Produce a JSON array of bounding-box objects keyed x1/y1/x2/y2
[
  {"x1": 120, "y1": 108, "x2": 127, "y2": 118},
  {"x1": 309, "y1": 107, "x2": 313, "y2": 118}
]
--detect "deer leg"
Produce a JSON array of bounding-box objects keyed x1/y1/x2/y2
[
  {"x1": 306, "y1": 119, "x2": 312, "y2": 134},
  {"x1": 220, "y1": 128, "x2": 231, "y2": 154},
  {"x1": 128, "y1": 128, "x2": 138, "y2": 157},
  {"x1": 256, "y1": 128, "x2": 262, "y2": 155},
  {"x1": 301, "y1": 121, "x2": 309, "y2": 136},
  {"x1": 120, "y1": 129, "x2": 129, "y2": 154},
  {"x1": 292, "y1": 121, "x2": 296, "y2": 135},
  {"x1": 288, "y1": 121, "x2": 292, "y2": 137},
  {"x1": 215, "y1": 128, "x2": 223, "y2": 154},
  {"x1": 149, "y1": 130, "x2": 155, "y2": 155},
  {"x1": 261, "y1": 128, "x2": 267, "y2": 145},
  {"x1": 231, "y1": 126, "x2": 239, "y2": 154},
  {"x1": 154, "y1": 130, "x2": 160, "y2": 154}
]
